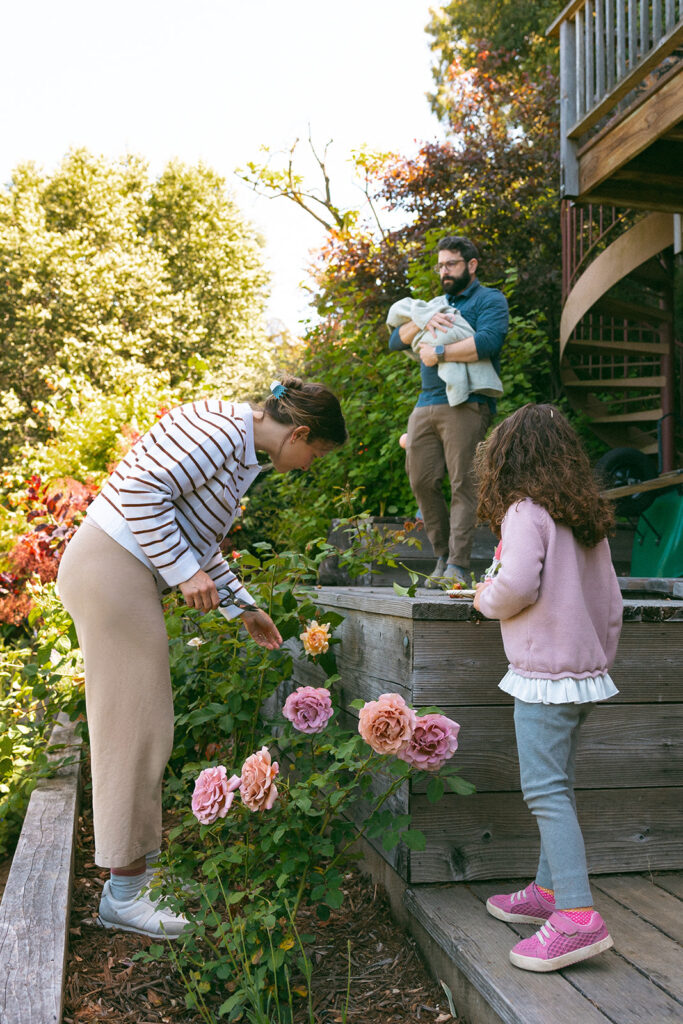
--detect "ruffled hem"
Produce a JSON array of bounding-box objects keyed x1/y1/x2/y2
[{"x1": 499, "y1": 669, "x2": 618, "y2": 705}]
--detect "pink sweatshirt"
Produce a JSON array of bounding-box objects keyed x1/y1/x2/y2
[{"x1": 477, "y1": 499, "x2": 623, "y2": 680}]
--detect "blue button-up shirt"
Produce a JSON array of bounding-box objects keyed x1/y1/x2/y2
[{"x1": 388, "y1": 278, "x2": 509, "y2": 409}]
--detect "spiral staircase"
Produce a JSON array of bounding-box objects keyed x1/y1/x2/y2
[{"x1": 551, "y1": 0, "x2": 683, "y2": 471}]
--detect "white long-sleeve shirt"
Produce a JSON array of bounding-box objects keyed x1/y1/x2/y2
[{"x1": 87, "y1": 400, "x2": 261, "y2": 617}]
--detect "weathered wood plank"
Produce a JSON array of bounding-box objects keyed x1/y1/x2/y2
[
  {"x1": 579, "y1": 67, "x2": 683, "y2": 194},
  {"x1": 409, "y1": 704, "x2": 683, "y2": 792},
  {"x1": 404, "y1": 885, "x2": 611, "y2": 1024},
  {"x1": 412, "y1": 619, "x2": 683, "y2": 704},
  {"x1": 335, "y1": 611, "x2": 413, "y2": 693},
  {"x1": 588, "y1": 887, "x2": 683, "y2": 1003},
  {"x1": 0, "y1": 716, "x2": 81, "y2": 1024},
  {"x1": 408, "y1": 788, "x2": 683, "y2": 882},
  {"x1": 413, "y1": 620, "x2": 510, "y2": 702},
  {"x1": 592, "y1": 873, "x2": 683, "y2": 944},
  {"x1": 466, "y1": 878, "x2": 683, "y2": 1023},
  {"x1": 652, "y1": 872, "x2": 683, "y2": 900}
]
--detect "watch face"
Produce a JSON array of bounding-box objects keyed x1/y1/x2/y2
[{"x1": 435, "y1": 345, "x2": 445, "y2": 357}]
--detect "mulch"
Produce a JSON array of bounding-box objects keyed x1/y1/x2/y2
[{"x1": 54, "y1": 799, "x2": 462, "y2": 1024}]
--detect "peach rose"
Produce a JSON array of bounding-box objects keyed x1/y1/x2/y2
[
  {"x1": 397, "y1": 713, "x2": 460, "y2": 771},
  {"x1": 240, "y1": 747, "x2": 279, "y2": 811},
  {"x1": 191, "y1": 765, "x2": 241, "y2": 825},
  {"x1": 358, "y1": 693, "x2": 416, "y2": 755},
  {"x1": 300, "y1": 620, "x2": 331, "y2": 656}
]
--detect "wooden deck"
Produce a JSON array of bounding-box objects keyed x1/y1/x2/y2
[
  {"x1": 358, "y1": 830, "x2": 683, "y2": 1024},
  {"x1": 405, "y1": 871, "x2": 683, "y2": 1024}
]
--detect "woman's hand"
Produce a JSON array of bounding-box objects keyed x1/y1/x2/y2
[
  {"x1": 242, "y1": 608, "x2": 283, "y2": 649},
  {"x1": 473, "y1": 580, "x2": 491, "y2": 613},
  {"x1": 179, "y1": 570, "x2": 220, "y2": 611}
]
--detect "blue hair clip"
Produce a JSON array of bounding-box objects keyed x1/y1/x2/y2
[{"x1": 270, "y1": 380, "x2": 287, "y2": 399}]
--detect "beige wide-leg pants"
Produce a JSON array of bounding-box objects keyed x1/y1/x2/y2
[
  {"x1": 57, "y1": 520, "x2": 174, "y2": 867},
  {"x1": 405, "y1": 401, "x2": 491, "y2": 568}
]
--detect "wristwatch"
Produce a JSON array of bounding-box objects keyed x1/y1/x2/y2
[{"x1": 434, "y1": 344, "x2": 446, "y2": 363}]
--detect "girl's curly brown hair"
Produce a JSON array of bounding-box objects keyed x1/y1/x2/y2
[{"x1": 475, "y1": 404, "x2": 615, "y2": 547}]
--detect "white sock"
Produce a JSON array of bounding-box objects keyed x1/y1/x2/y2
[
  {"x1": 145, "y1": 848, "x2": 161, "y2": 872},
  {"x1": 109, "y1": 869, "x2": 147, "y2": 901}
]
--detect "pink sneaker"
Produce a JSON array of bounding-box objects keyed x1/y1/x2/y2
[
  {"x1": 486, "y1": 882, "x2": 555, "y2": 925},
  {"x1": 510, "y1": 910, "x2": 613, "y2": 972}
]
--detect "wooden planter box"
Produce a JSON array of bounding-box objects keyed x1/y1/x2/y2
[{"x1": 290, "y1": 583, "x2": 683, "y2": 883}]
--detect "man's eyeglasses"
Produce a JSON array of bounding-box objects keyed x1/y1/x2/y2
[{"x1": 434, "y1": 258, "x2": 467, "y2": 273}]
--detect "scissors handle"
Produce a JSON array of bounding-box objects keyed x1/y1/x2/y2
[{"x1": 217, "y1": 590, "x2": 259, "y2": 614}]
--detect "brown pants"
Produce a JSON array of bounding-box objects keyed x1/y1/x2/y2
[
  {"x1": 405, "y1": 401, "x2": 491, "y2": 568},
  {"x1": 57, "y1": 521, "x2": 174, "y2": 867}
]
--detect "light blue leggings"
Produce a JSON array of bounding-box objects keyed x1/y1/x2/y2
[{"x1": 514, "y1": 699, "x2": 594, "y2": 908}]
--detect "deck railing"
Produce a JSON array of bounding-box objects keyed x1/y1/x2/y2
[{"x1": 549, "y1": 0, "x2": 683, "y2": 195}]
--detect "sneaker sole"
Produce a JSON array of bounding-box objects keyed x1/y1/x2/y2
[
  {"x1": 486, "y1": 899, "x2": 549, "y2": 925},
  {"x1": 510, "y1": 934, "x2": 614, "y2": 972},
  {"x1": 97, "y1": 913, "x2": 185, "y2": 940}
]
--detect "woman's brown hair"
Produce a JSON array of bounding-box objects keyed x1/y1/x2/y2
[
  {"x1": 262, "y1": 375, "x2": 347, "y2": 448},
  {"x1": 475, "y1": 404, "x2": 615, "y2": 547}
]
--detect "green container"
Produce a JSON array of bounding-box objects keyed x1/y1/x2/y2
[{"x1": 631, "y1": 491, "x2": 683, "y2": 577}]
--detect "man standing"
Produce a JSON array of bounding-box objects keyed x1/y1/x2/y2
[{"x1": 389, "y1": 236, "x2": 509, "y2": 586}]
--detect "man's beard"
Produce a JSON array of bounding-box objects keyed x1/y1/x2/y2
[{"x1": 442, "y1": 268, "x2": 472, "y2": 296}]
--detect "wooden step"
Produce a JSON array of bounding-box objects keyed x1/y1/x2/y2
[
  {"x1": 567, "y1": 338, "x2": 669, "y2": 355},
  {"x1": 590, "y1": 408, "x2": 663, "y2": 423},
  {"x1": 402, "y1": 874, "x2": 683, "y2": 1024},
  {"x1": 596, "y1": 297, "x2": 671, "y2": 323},
  {"x1": 0, "y1": 716, "x2": 82, "y2": 1024},
  {"x1": 563, "y1": 376, "x2": 666, "y2": 388}
]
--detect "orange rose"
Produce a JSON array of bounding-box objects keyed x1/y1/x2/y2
[
  {"x1": 358, "y1": 693, "x2": 416, "y2": 755},
  {"x1": 300, "y1": 620, "x2": 331, "y2": 656},
  {"x1": 240, "y1": 747, "x2": 279, "y2": 811}
]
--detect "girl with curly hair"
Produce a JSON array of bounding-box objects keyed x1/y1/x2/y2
[{"x1": 473, "y1": 404, "x2": 622, "y2": 973}]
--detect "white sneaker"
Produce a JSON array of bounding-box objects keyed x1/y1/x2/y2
[{"x1": 98, "y1": 879, "x2": 189, "y2": 939}]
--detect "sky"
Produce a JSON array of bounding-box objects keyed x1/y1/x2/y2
[{"x1": 1, "y1": 0, "x2": 444, "y2": 331}]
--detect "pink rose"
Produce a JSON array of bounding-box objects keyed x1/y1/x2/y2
[
  {"x1": 300, "y1": 620, "x2": 331, "y2": 656},
  {"x1": 358, "y1": 693, "x2": 416, "y2": 755},
  {"x1": 191, "y1": 765, "x2": 241, "y2": 825},
  {"x1": 282, "y1": 686, "x2": 334, "y2": 734},
  {"x1": 240, "y1": 747, "x2": 279, "y2": 811},
  {"x1": 397, "y1": 713, "x2": 460, "y2": 771}
]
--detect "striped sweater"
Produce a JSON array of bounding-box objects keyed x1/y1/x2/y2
[{"x1": 87, "y1": 400, "x2": 261, "y2": 616}]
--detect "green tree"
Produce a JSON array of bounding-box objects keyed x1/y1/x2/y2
[{"x1": 0, "y1": 150, "x2": 273, "y2": 463}]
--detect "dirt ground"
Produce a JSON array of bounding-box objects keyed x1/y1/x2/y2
[{"x1": 50, "y1": 800, "x2": 462, "y2": 1024}]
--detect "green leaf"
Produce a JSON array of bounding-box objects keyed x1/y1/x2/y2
[
  {"x1": 402, "y1": 829, "x2": 426, "y2": 851},
  {"x1": 427, "y1": 777, "x2": 445, "y2": 803},
  {"x1": 446, "y1": 774, "x2": 477, "y2": 796}
]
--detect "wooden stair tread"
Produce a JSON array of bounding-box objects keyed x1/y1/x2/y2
[
  {"x1": 567, "y1": 338, "x2": 669, "y2": 354},
  {"x1": 595, "y1": 297, "x2": 671, "y2": 323},
  {"x1": 467, "y1": 881, "x2": 683, "y2": 1023},
  {"x1": 601, "y1": 468, "x2": 683, "y2": 499},
  {"x1": 404, "y1": 885, "x2": 611, "y2": 1024},
  {"x1": 590, "y1": 409, "x2": 664, "y2": 423},
  {"x1": 592, "y1": 874, "x2": 683, "y2": 945},
  {"x1": 563, "y1": 376, "x2": 666, "y2": 388}
]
